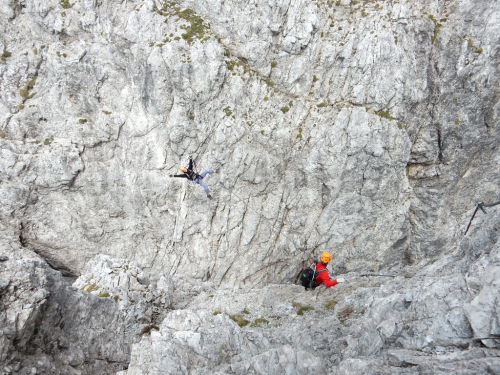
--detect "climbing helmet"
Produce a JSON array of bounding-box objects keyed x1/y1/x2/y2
[{"x1": 320, "y1": 252, "x2": 331, "y2": 263}]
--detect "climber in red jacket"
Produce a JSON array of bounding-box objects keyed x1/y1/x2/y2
[{"x1": 314, "y1": 252, "x2": 345, "y2": 288}]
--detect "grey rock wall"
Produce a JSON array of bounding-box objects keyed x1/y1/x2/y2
[
  {"x1": 0, "y1": 239, "x2": 131, "y2": 374},
  {"x1": 1, "y1": 0, "x2": 500, "y2": 373},
  {"x1": 1, "y1": 0, "x2": 418, "y2": 285}
]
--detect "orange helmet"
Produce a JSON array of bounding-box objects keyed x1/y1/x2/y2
[
  {"x1": 320, "y1": 252, "x2": 331, "y2": 263},
  {"x1": 180, "y1": 166, "x2": 187, "y2": 172}
]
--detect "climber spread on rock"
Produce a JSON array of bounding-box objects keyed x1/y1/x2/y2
[
  {"x1": 169, "y1": 156, "x2": 217, "y2": 199},
  {"x1": 313, "y1": 252, "x2": 345, "y2": 288}
]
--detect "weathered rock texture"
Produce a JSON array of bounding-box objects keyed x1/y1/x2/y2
[
  {"x1": 0, "y1": 239, "x2": 131, "y2": 374},
  {"x1": 1, "y1": 0, "x2": 500, "y2": 373}
]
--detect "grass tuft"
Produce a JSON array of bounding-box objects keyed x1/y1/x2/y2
[
  {"x1": 60, "y1": 0, "x2": 73, "y2": 9},
  {"x1": 428, "y1": 15, "x2": 441, "y2": 44},
  {"x1": 325, "y1": 299, "x2": 338, "y2": 309},
  {"x1": 223, "y1": 106, "x2": 233, "y2": 117},
  {"x1": 251, "y1": 318, "x2": 269, "y2": 326},
  {"x1": 229, "y1": 314, "x2": 250, "y2": 327},
  {"x1": 375, "y1": 109, "x2": 393, "y2": 120},
  {"x1": 292, "y1": 302, "x2": 314, "y2": 315}
]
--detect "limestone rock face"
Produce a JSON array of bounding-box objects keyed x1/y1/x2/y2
[
  {"x1": 1, "y1": 0, "x2": 413, "y2": 284},
  {"x1": 1, "y1": 0, "x2": 500, "y2": 373},
  {"x1": 0, "y1": 240, "x2": 131, "y2": 374},
  {"x1": 123, "y1": 241, "x2": 500, "y2": 375},
  {"x1": 72, "y1": 254, "x2": 175, "y2": 326}
]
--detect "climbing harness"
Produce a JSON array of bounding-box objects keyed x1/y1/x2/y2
[{"x1": 464, "y1": 200, "x2": 500, "y2": 235}]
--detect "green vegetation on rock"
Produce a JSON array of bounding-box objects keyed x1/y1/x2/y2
[
  {"x1": 19, "y1": 77, "x2": 37, "y2": 101},
  {"x1": 223, "y1": 106, "x2": 233, "y2": 116},
  {"x1": 229, "y1": 314, "x2": 250, "y2": 327},
  {"x1": 293, "y1": 302, "x2": 314, "y2": 315},
  {"x1": 375, "y1": 109, "x2": 393, "y2": 120},
  {"x1": 325, "y1": 300, "x2": 338, "y2": 309},
  {"x1": 60, "y1": 0, "x2": 73, "y2": 9},
  {"x1": 428, "y1": 15, "x2": 442, "y2": 44},
  {"x1": 251, "y1": 318, "x2": 269, "y2": 326}
]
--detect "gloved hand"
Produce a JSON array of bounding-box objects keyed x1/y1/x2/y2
[{"x1": 336, "y1": 277, "x2": 345, "y2": 283}]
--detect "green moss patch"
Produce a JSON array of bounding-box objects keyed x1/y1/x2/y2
[
  {"x1": 265, "y1": 79, "x2": 275, "y2": 87},
  {"x1": 251, "y1": 318, "x2": 269, "y2": 326},
  {"x1": 325, "y1": 299, "x2": 338, "y2": 309},
  {"x1": 157, "y1": 4, "x2": 210, "y2": 44},
  {"x1": 85, "y1": 283, "x2": 99, "y2": 293},
  {"x1": 375, "y1": 109, "x2": 393, "y2": 120},
  {"x1": 225, "y1": 59, "x2": 251, "y2": 76},
  {"x1": 178, "y1": 9, "x2": 209, "y2": 43},
  {"x1": 60, "y1": 0, "x2": 73, "y2": 9},
  {"x1": 229, "y1": 314, "x2": 250, "y2": 327},
  {"x1": 19, "y1": 77, "x2": 37, "y2": 101},
  {"x1": 293, "y1": 302, "x2": 314, "y2": 315},
  {"x1": 223, "y1": 106, "x2": 233, "y2": 116}
]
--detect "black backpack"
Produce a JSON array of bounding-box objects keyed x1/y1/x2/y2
[{"x1": 299, "y1": 263, "x2": 328, "y2": 290}]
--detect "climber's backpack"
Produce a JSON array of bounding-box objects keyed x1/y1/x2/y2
[{"x1": 299, "y1": 263, "x2": 328, "y2": 291}]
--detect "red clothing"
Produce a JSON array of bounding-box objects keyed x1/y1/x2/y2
[{"x1": 314, "y1": 262, "x2": 338, "y2": 288}]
